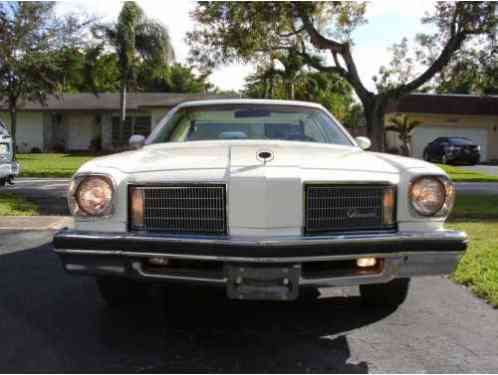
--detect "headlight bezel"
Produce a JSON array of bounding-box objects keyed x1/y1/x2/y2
[
  {"x1": 408, "y1": 175, "x2": 455, "y2": 218},
  {"x1": 68, "y1": 173, "x2": 116, "y2": 217}
]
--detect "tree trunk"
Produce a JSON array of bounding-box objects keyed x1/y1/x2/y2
[
  {"x1": 119, "y1": 83, "x2": 127, "y2": 146},
  {"x1": 286, "y1": 80, "x2": 295, "y2": 100},
  {"x1": 9, "y1": 101, "x2": 17, "y2": 159},
  {"x1": 364, "y1": 96, "x2": 387, "y2": 152}
]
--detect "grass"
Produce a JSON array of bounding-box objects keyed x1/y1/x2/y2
[
  {"x1": 17, "y1": 153, "x2": 94, "y2": 178},
  {"x1": 448, "y1": 193, "x2": 498, "y2": 307},
  {"x1": 438, "y1": 164, "x2": 498, "y2": 182},
  {"x1": 449, "y1": 194, "x2": 498, "y2": 221},
  {"x1": 0, "y1": 192, "x2": 39, "y2": 216}
]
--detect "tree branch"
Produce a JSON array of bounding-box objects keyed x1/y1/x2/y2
[
  {"x1": 392, "y1": 32, "x2": 467, "y2": 96},
  {"x1": 293, "y1": 2, "x2": 371, "y2": 102}
]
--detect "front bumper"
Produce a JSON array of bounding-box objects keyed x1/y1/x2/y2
[
  {"x1": 53, "y1": 229, "x2": 467, "y2": 291},
  {"x1": 0, "y1": 160, "x2": 20, "y2": 178}
]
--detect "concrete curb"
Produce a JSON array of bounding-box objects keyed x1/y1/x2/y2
[{"x1": 0, "y1": 216, "x2": 74, "y2": 231}]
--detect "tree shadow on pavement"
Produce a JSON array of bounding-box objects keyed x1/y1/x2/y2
[{"x1": 0, "y1": 241, "x2": 397, "y2": 373}]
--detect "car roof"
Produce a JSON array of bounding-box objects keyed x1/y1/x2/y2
[{"x1": 173, "y1": 98, "x2": 325, "y2": 110}]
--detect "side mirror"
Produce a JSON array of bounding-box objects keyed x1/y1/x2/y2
[
  {"x1": 129, "y1": 134, "x2": 145, "y2": 150},
  {"x1": 355, "y1": 136, "x2": 371, "y2": 150}
]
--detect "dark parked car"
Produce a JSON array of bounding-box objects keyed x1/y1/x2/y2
[{"x1": 423, "y1": 137, "x2": 480, "y2": 165}]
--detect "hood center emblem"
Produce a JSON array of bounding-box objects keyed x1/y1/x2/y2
[{"x1": 257, "y1": 150, "x2": 274, "y2": 163}]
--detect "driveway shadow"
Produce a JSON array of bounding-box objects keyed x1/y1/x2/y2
[{"x1": 0, "y1": 241, "x2": 396, "y2": 373}]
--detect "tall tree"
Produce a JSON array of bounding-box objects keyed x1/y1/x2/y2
[
  {"x1": 92, "y1": 1, "x2": 175, "y2": 144},
  {"x1": 188, "y1": 2, "x2": 497, "y2": 151},
  {"x1": 0, "y1": 2, "x2": 87, "y2": 156}
]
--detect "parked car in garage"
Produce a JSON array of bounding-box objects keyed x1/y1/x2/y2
[
  {"x1": 0, "y1": 120, "x2": 20, "y2": 186},
  {"x1": 423, "y1": 137, "x2": 481, "y2": 165},
  {"x1": 53, "y1": 99, "x2": 467, "y2": 308}
]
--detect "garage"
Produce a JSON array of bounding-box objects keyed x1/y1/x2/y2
[
  {"x1": 385, "y1": 94, "x2": 498, "y2": 162},
  {"x1": 411, "y1": 126, "x2": 488, "y2": 162}
]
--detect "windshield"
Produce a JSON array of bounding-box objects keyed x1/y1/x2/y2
[
  {"x1": 151, "y1": 105, "x2": 353, "y2": 146},
  {"x1": 449, "y1": 137, "x2": 474, "y2": 145}
]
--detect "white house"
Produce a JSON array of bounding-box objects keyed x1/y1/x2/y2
[
  {"x1": 0, "y1": 93, "x2": 225, "y2": 153},
  {"x1": 385, "y1": 93, "x2": 498, "y2": 162}
]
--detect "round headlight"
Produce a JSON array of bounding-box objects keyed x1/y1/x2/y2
[
  {"x1": 410, "y1": 176, "x2": 446, "y2": 216},
  {"x1": 76, "y1": 176, "x2": 113, "y2": 216}
]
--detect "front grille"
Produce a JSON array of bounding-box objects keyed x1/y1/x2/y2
[
  {"x1": 132, "y1": 184, "x2": 227, "y2": 235},
  {"x1": 304, "y1": 184, "x2": 396, "y2": 234}
]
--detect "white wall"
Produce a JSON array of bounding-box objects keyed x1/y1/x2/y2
[
  {"x1": 66, "y1": 113, "x2": 97, "y2": 151},
  {"x1": 0, "y1": 111, "x2": 44, "y2": 153}
]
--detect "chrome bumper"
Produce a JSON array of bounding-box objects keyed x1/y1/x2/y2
[
  {"x1": 53, "y1": 229, "x2": 467, "y2": 289},
  {"x1": 0, "y1": 160, "x2": 20, "y2": 178}
]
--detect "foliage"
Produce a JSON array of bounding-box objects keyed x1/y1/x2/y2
[
  {"x1": 188, "y1": 2, "x2": 498, "y2": 151},
  {"x1": 244, "y1": 66, "x2": 354, "y2": 122},
  {"x1": 17, "y1": 153, "x2": 94, "y2": 178},
  {"x1": 0, "y1": 2, "x2": 88, "y2": 156},
  {"x1": 342, "y1": 103, "x2": 364, "y2": 130},
  {"x1": 435, "y1": 46, "x2": 498, "y2": 95},
  {"x1": 0, "y1": 192, "x2": 38, "y2": 216},
  {"x1": 90, "y1": 1, "x2": 175, "y2": 145},
  {"x1": 137, "y1": 63, "x2": 212, "y2": 93},
  {"x1": 385, "y1": 114, "x2": 421, "y2": 156},
  {"x1": 60, "y1": 50, "x2": 121, "y2": 93}
]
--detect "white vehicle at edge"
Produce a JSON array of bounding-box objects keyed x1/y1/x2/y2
[
  {"x1": 53, "y1": 99, "x2": 467, "y2": 307},
  {"x1": 0, "y1": 120, "x2": 20, "y2": 186}
]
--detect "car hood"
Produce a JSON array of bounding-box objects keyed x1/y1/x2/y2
[{"x1": 83, "y1": 140, "x2": 441, "y2": 175}]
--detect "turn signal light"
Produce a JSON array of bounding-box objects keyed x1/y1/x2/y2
[{"x1": 356, "y1": 257, "x2": 377, "y2": 268}]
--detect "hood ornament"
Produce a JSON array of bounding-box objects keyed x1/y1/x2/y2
[{"x1": 257, "y1": 150, "x2": 274, "y2": 164}]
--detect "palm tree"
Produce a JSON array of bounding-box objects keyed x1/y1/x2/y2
[
  {"x1": 385, "y1": 114, "x2": 421, "y2": 156},
  {"x1": 92, "y1": 2, "x2": 174, "y2": 144}
]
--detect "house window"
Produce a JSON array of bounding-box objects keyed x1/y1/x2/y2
[{"x1": 112, "y1": 115, "x2": 151, "y2": 147}]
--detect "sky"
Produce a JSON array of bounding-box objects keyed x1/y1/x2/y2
[{"x1": 56, "y1": 0, "x2": 436, "y2": 93}]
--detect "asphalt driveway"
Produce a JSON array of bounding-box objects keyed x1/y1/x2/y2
[{"x1": 0, "y1": 229, "x2": 497, "y2": 372}]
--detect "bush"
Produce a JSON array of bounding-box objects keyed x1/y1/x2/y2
[{"x1": 30, "y1": 147, "x2": 42, "y2": 153}]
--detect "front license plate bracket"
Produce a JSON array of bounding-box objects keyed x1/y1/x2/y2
[{"x1": 225, "y1": 264, "x2": 301, "y2": 301}]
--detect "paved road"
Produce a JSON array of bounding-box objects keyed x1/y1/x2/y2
[
  {"x1": 466, "y1": 165, "x2": 498, "y2": 177},
  {"x1": 0, "y1": 230, "x2": 497, "y2": 372},
  {"x1": 456, "y1": 182, "x2": 498, "y2": 195}
]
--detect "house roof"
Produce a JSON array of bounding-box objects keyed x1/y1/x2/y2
[
  {"x1": 386, "y1": 93, "x2": 498, "y2": 116},
  {"x1": 0, "y1": 92, "x2": 231, "y2": 112}
]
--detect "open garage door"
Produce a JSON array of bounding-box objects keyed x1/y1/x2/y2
[{"x1": 411, "y1": 126, "x2": 488, "y2": 162}]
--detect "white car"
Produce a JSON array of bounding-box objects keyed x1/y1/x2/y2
[
  {"x1": 0, "y1": 120, "x2": 20, "y2": 186},
  {"x1": 53, "y1": 99, "x2": 467, "y2": 307}
]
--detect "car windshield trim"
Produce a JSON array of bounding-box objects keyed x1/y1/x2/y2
[{"x1": 149, "y1": 104, "x2": 354, "y2": 147}]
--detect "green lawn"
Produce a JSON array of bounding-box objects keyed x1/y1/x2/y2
[
  {"x1": 438, "y1": 164, "x2": 498, "y2": 182},
  {"x1": 448, "y1": 194, "x2": 498, "y2": 307},
  {"x1": 449, "y1": 194, "x2": 498, "y2": 221},
  {"x1": 0, "y1": 192, "x2": 39, "y2": 216},
  {"x1": 17, "y1": 153, "x2": 94, "y2": 178}
]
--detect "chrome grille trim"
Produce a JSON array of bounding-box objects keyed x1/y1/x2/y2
[
  {"x1": 130, "y1": 184, "x2": 227, "y2": 235},
  {"x1": 304, "y1": 184, "x2": 396, "y2": 234}
]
